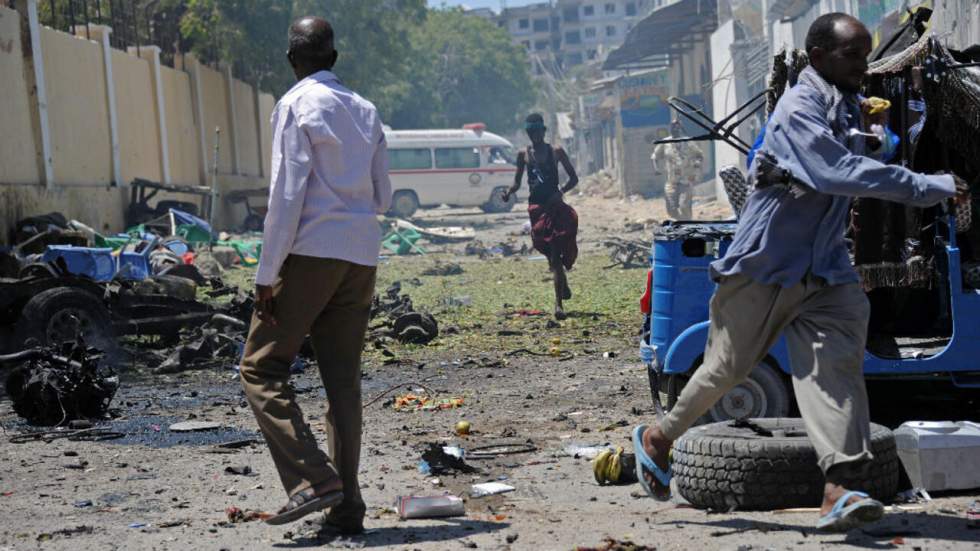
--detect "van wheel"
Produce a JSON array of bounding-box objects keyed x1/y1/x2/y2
[
  {"x1": 389, "y1": 191, "x2": 419, "y2": 219},
  {"x1": 481, "y1": 187, "x2": 516, "y2": 213},
  {"x1": 667, "y1": 358, "x2": 791, "y2": 424}
]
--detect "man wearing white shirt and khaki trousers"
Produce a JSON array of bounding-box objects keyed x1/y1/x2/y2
[{"x1": 239, "y1": 16, "x2": 391, "y2": 530}]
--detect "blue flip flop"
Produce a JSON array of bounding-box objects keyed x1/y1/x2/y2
[
  {"x1": 815, "y1": 491, "x2": 885, "y2": 532},
  {"x1": 632, "y1": 424, "x2": 672, "y2": 501}
]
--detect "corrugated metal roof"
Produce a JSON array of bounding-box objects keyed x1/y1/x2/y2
[{"x1": 602, "y1": 0, "x2": 718, "y2": 71}]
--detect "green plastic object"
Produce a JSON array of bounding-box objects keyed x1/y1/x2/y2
[{"x1": 381, "y1": 228, "x2": 426, "y2": 255}]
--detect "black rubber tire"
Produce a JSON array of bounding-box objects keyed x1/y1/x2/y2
[
  {"x1": 673, "y1": 418, "x2": 901, "y2": 511},
  {"x1": 481, "y1": 187, "x2": 517, "y2": 213},
  {"x1": 14, "y1": 286, "x2": 116, "y2": 351},
  {"x1": 664, "y1": 358, "x2": 792, "y2": 424},
  {"x1": 389, "y1": 191, "x2": 419, "y2": 219}
]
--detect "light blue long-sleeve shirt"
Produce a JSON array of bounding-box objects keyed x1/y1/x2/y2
[{"x1": 710, "y1": 80, "x2": 956, "y2": 288}]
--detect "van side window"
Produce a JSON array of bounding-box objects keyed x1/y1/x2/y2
[
  {"x1": 389, "y1": 148, "x2": 432, "y2": 170},
  {"x1": 435, "y1": 148, "x2": 481, "y2": 169}
]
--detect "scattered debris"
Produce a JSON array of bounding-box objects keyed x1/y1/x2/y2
[
  {"x1": 471, "y1": 482, "x2": 515, "y2": 497},
  {"x1": 602, "y1": 237, "x2": 651, "y2": 269},
  {"x1": 455, "y1": 420, "x2": 472, "y2": 435},
  {"x1": 225, "y1": 506, "x2": 272, "y2": 523},
  {"x1": 169, "y1": 421, "x2": 223, "y2": 433},
  {"x1": 422, "y1": 262, "x2": 464, "y2": 276},
  {"x1": 396, "y1": 495, "x2": 465, "y2": 520},
  {"x1": 394, "y1": 393, "x2": 463, "y2": 411},
  {"x1": 465, "y1": 240, "x2": 528, "y2": 259},
  {"x1": 2, "y1": 342, "x2": 118, "y2": 426},
  {"x1": 574, "y1": 538, "x2": 657, "y2": 551},
  {"x1": 418, "y1": 443, "x2": 479, "y2": 475},
  {"x1": 969, "y1": 501, "x2": 980, "y2": 529},
  {"x1": 224, "y1": 466, "x2": 256, "y2": 476}
]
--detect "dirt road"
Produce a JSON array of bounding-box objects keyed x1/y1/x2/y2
[{"x1": 2, "y1": 196, "x2": 977, "y2": 550}]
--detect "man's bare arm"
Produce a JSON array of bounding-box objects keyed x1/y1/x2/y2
[
  {"x1": 503, "y1": 151, "x2": 525, "y2": 201},
  {"x1": 556, "y1": 147, "x2": 578, "y2": 193}
]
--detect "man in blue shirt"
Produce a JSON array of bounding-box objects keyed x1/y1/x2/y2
[{"x1": 632, "y1": 13, "x2": 968, "y2": 531}]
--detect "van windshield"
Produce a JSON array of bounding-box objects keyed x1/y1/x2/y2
[{"x1": 489, "y1": 146, "x2": 517, "y2": 165}]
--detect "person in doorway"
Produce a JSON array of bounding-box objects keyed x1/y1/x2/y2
[
  {"x1": 238, "y1": 16, "x2": 391, "y2": 530},
  {"x1": 502, "y1": 113, "x2": 579, "y2": 320},
  {"x1": 652, "y1": 120, "x2": 704, "y2": 219},
  {"x1": 631, "y1": 13, "x2": 969, "y2": 532}
]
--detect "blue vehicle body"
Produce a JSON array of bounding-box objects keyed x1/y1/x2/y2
[{"x1": 639, "y1": 218, "x2": 980, "y2": 419}]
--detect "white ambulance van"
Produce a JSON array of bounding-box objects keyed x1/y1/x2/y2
[{"x1": 384, "y1": 123, "x2": 520, "y2": 218}]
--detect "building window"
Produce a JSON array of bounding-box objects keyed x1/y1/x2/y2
[
  {"x1": 518, "y1": 18, "x2": 529, "y2": 29},
  {"x1": 535, "y1": 40, "x2": 549, "y2": 50},
  {"x1": 626, "y1": 2, "x2": 637, "y2": 16},
  {"x1": 565, "y1": 30, "x2": 582, "y2": 45},
  {"x1": 584, "y1": 27, "x2": 597, "y2": 38},
  {"x1": 604, "y1": 3, "x2": 616, "y2": 14},
  {"x1": 584, "y1": 5, "x2": 595, "y2": 16},
  {"x1": 533, "y1": 18, "x2": 549, "y2": 32},
  {"x1": 389, "y1": 149, "x2": 432, "y2": 170},
  {"x1": 606, "y1": 25, "x2": 617, "y2": 37},
  {"x1": 522, "y1": 40, "x2": 531, "y2": 50},
  {"x1": 567, "y1": 52, "x2": 584, "y2": 65},
  {"x1": 587, "y1": 49, "x2": 598, "y2": 60},
  {"x1": 435, "y1": 148, "x2": 480, "y2": 169},
  {"x1": 563, "y1": 7, "x2": 580, "y2": 23}
]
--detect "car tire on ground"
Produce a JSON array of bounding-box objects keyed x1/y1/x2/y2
[
  {"x1": 673, "y1": 418, "x2": 901, "y2": 511},
  {"x1": 664, "y1": 358, "x2": 791, "y2": 424},
  {"x1": 481, "y1": 187, "x2": 516, "y2": 213},
  {"x1": 389, "y1": 191, "x2": 419, "y2": 219},
  {"x1": 15, "y1": 287, "x2": 116, "y2": 351}
]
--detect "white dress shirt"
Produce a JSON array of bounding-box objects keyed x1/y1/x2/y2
[{"x1": 255, "y1": 70, "x2": 392, "y2": 286}]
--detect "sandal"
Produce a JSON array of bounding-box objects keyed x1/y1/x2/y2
[
  {"x1": 815, "y1": 491, "x2": 884, "y2": 532},
  {"x1": 265, "y1": 486, "x2": 344, "y2": 526},
  {"x1": 632, "y1": 424, "x2": 672, "y2": 501}
]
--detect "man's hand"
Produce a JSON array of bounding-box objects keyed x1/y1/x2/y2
[
  {"x1": 255, "y1": 284, "x2": 277, "y2": 326},
  {"x1": 861, "y1": 97, "x2": 891, "y2": 128}
]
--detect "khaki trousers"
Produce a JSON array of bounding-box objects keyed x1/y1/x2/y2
[
  {"x1": 660, "y1": 273, "x2": 874, "y2": 474},
  {"x1": 664, "y1": 179, "x2": 694, "y2": 220},
  {"x1": 240, "y1": 255, "x2": 375, "y2": 510}
]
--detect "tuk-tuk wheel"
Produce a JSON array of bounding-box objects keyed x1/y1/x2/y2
[
  {"x1": 15, "y1": 287, "x2": 116, "y2": 352},
  {"x1": 669, "y1": 358, "x2": 791, "y2": 424}
]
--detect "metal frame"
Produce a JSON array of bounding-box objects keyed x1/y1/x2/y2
[{"x1": 652, "y1": 88, "x2": 771, "y2": 155}]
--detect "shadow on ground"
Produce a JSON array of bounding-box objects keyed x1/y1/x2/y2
[
  {"x1": 663, "y1": 510, "x2": 975, "y2": 549},
  {"x1": 275, "y1": 518, "x2": 508, "y2": 548}
]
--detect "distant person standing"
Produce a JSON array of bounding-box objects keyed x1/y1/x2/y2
[
  {"x1": 502, "y1": 113, "x2": 579, "y2": 320},
  {"x1": 239, "y1": 16, "x2": 391, "y2": 530},
  {"x1": 652, "y1": 120, "x2": 704, "y2": 219}
]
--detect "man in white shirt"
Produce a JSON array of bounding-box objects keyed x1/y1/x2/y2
[{"x1": 238, "y1": 16, "x2": 391, "y2": 529}]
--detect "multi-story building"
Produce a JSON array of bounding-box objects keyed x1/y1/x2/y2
[{"x1": 479, "y1": 0, "x2": 660, "y2": 73}]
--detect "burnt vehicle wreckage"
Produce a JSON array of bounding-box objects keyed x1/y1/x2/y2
[{"x1": 638, "y1": 14, "x2": 980, "y2": 510}]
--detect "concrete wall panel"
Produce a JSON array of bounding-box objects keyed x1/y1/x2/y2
[
  {"x1": 40, "y1": 27, "x2": 111, "y2": 185},
  {"x1": 198, "y1": 64, "x2": 233, "y2": 174},
  {"x1": 233, "y1": 80, "x2": 260, "y2": 177},
  {"x1": 112, "y1": 49, "x2": 161, "y2": 184},
  {"x1": 160, "y1": 66, "x2": 200, "y2": 185},
  {"x1": 0, "y1": 7, "x2": 41, "y2": 184},
  {"x1": 258, "y1": 93, "x2": 276, "y2": 179}
]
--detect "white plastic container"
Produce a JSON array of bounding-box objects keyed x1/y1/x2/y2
[{"x1": 894, "y1": 421, "x2": 980, "y2": 492}]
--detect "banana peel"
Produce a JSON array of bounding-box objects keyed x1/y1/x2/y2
[{"x1": 592, "y1": 447, "x2": 639, "y2": 485}]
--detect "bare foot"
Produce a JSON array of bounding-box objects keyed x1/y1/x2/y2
[
  {"x1": 642, "y1": 425, "x2": 673, "y2": 499},
  {"x1": 554, "y1": 307, "x2": 567, "y2": 320},
  {"x1": 820, "y1": 483, "x2": 867, "y2": 516}
]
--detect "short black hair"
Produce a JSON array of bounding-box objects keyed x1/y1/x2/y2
[
  {"x1": 288, "y1": 16, "x2": 335, "y2": 66},
  {"x1": 525, "y1": 113, "x2": 544, "y2": 124},
  {"x1": 805, "y1": 12, "x2": 859, "y2": 53}
]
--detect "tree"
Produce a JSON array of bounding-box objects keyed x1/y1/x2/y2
[{"x1": 389, "y1": 9, "x2": 536, "y2": 134}]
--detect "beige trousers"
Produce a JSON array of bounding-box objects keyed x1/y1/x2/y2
[
  {"x1": 239, "y1": 255, "x2": 375, "y2": 512},
  {"x1": 660, "y1": 273, "x2": 874, "y2": 474}
]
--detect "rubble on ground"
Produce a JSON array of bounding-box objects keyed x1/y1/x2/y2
[{"x1": 2, "y1": 341, "x2": 118, "y2": 426}]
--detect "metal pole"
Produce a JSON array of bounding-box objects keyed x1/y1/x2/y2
[{"x1": 209, "y1": 127, "x2": 221, "y2": 250}]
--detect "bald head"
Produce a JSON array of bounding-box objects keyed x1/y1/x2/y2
[
  {"x1": 806, "y1": 13, "x2": 871, "y2": 93},
  {"x1": 287, "y1": 16, "x2": 337, "y2": 78}
]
